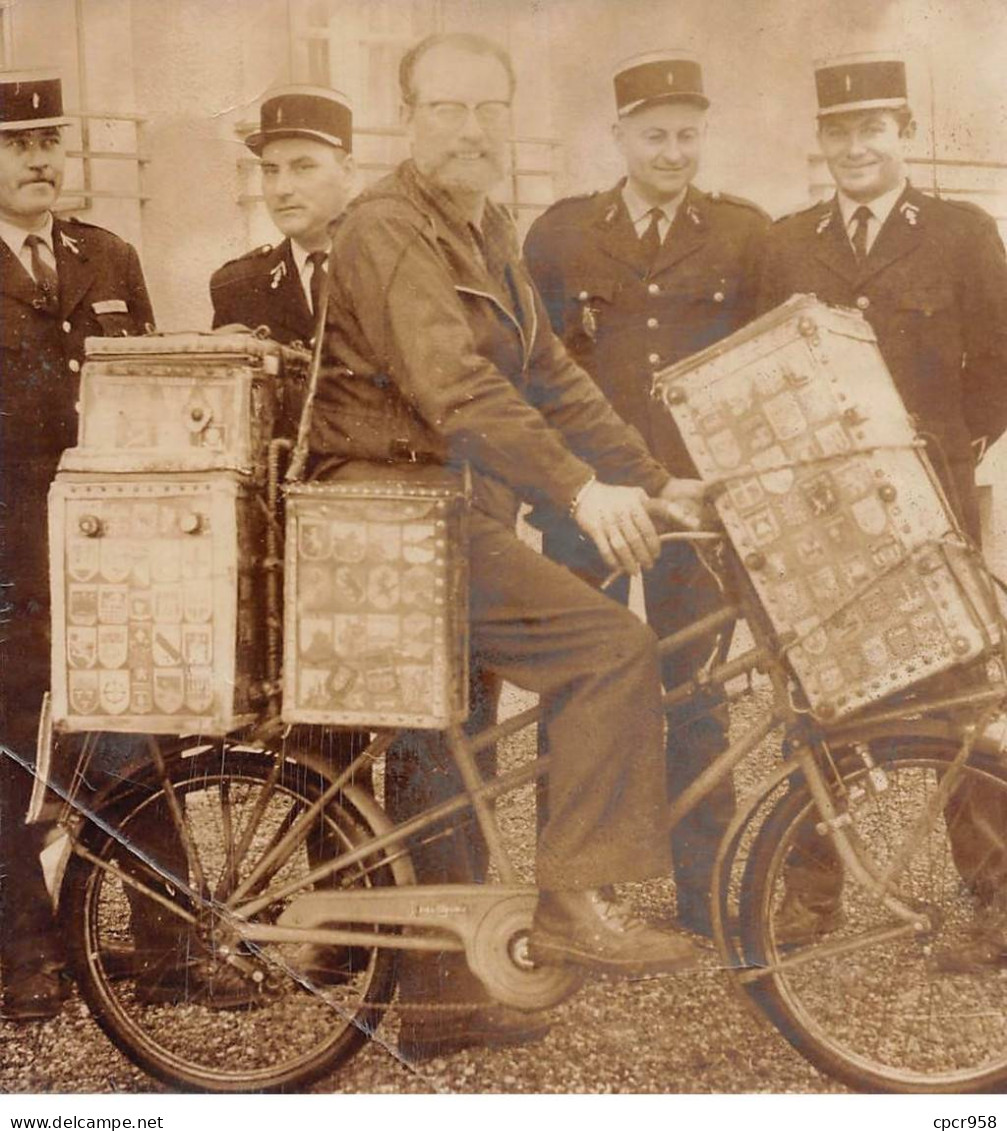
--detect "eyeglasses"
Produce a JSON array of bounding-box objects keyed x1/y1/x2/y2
[{"x1": 413, "y1": 101, "x2": 512, "y2": 130}]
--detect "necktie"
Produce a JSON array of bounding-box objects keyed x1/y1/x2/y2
[
  {"x1": 307, "y1": 250, "x2": 327, "y2": 314},
  {"x1": 24, "y1": 233, "x2": 59, "y2": 314},
  {"x1": 639, "y1": 207, "x2": 665, "y2": 270},
  {"x1": 850, "y1": 205, "x2": 873, "y2": 264}
]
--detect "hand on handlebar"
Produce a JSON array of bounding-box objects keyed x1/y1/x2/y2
[
  {"x1": 571, "y1": 480, "x2": 661, "y2": 575},
  {"x1": 648, "y1": 477, "x2": 711, "y2": 533}
]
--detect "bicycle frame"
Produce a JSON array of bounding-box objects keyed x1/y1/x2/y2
[{"x1": 56, "y1": 527, "x2": 1007, "y2": 991}]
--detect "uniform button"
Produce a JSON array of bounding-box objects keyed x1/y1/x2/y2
[
  {"x1": 646, "y1": 317, "x2": 659, "y2": 329},
  {"x1": 61, "y1": 320, "x2": 72, "y2": 333},
  {"x1": 713, "y1": 291, "x2": 725, "y2": 303},
  {"x1": 68, "y1": 358, "x2": 81, "y2": 373},
  {"x1": 647, "y1": 282, "x2": 660, "y2": 295},
  {"x1": 648, "y1": 352, "x2": 661, "y2": 365},
  {"x1": 856, "y1": 295, "x2": 870, "y2": 310},
  {"x1": 577, "y1": 290, "x2": 589, "y2": 301}
]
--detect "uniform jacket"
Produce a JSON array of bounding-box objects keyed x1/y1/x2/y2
[
  {"x1": 210, "y1": 238, "x2": 317, "y2": 347},
  {"x1": 524, "y1": 181, "x2": 769, "y2": 475},
  {"x1": 1, "y1": 215, "x2": 153, "y2": 480},
  {"x1": 309, "y1": 160, "x2": 668, "y2": 526},
  {"x1": 1, "y1": 215, "x2": 152, "y2": 606},
  {"x1": 757, "y1": 184, "x2": 1007, "y2": 536}
]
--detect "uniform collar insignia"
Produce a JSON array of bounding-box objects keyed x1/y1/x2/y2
[
  {"x1": 816, "y1": 211, "x2": 832, "y2": 235},
  {"x1": 900, "y1": 200, "x2": 919, "y2": 226},
  {"x1": 269, "y1": 259, "x2": 287, "y2": 289},
  {"x1": 686, "y1": 203, "x2": 702, "y2": 226},
  {"x1": 59, "y1": 229, "x2": 80, "y2": 254},
  {"x1": 603, "y1": 203, "x2": 619, "y2": 224}
]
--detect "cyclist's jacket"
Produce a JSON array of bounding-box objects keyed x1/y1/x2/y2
[{"x1": 308, "y1": 159, "x2": 669, "y2": 526}]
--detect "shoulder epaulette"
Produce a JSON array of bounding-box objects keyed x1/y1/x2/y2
[
  {"x1": 705, "y1": 189, "x2": 769, "y2": 220},
  {"x1": 211, "y1": 244, "x2": 276, "y2": 282},
  {"x1": 538, "y1": 190, "x2": 601, "y2": 219},
  {"x1": 773, "y1": 199, "x2": 829, "y2": 226},
  {"x1": 936, "y1": 195, "x2": 995, "y2": 224}
]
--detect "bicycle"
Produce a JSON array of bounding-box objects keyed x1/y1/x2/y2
[{"x1": 36, "y1": 300, "x2": 1007, "y2": 1093}]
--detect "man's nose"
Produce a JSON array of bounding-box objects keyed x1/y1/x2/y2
[
  {"x1": 457, "y1": 106, "x2": 487, "y2": 141},
  {"x1": 845, "y1": 132, "x2": 868, "y2": 156},
  {"x1": 658, "y1": 138, "x2": 683, "y2": 164}
]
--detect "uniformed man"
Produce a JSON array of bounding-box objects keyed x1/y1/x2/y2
[
  {"x1": 210, "y1": 85, "x2": 355, "y2": 346},
  {"x1": 210, "y1": 85, "x2": 368, "y2": 989},
  {"x1": 524, "y1": 51, "x2": 769, "y2": 937},
  {"x1": 756, "y1": 53, "x2": 1007, "y2": 950},
  {"x1": 310, "y1": 31, "x2": 710, "y2": 1060},
  {"x1": 0, "y1": 71, "x2": 153, "y2": 1019}
]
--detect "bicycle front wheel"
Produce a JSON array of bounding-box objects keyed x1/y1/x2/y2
[
  {"x1": 62, "y1": 744, "x2": 398, "y2": 1092},
  {"x1": 738, "y1": 734, "x2": 1007, "y2": 1093}
]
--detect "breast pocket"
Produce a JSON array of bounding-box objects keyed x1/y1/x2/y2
[
  {"x1": 895, "y1": 283, "x2": 955, "y2": 320},
  {"x1": 94, "y1": 310, "x2": 137, "y2": 337}
]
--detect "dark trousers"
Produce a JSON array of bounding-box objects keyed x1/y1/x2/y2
[
  {"x1": 541, "y1": 518, "x2": 736, "y2": 914},
  {"x1": 386, "y1": 666, "x2": 500, "y2": 1007},
  {"x1": 1, "y1": 471, "x2": 62, "y2": 979}
]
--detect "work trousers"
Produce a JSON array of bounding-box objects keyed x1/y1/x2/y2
[
  {"x1": 388, "y1": 509, "x2": 670, "y2": 891},
  {"x1": 541, "y1": 519, "x2": 736, "y2": 913}
]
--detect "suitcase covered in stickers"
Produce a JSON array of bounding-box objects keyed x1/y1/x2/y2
[
  {"x1": 48, "y1": 470, "x2": 267, "y2": 734},
  {"x1": 653, "y1": 295, "x2": 1003, "y2": 721},
  {"x1": 282, "y1": 478, "x2": 469, "y2": 730}
]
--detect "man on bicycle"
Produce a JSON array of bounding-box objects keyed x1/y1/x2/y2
[{"x1": 307, "y1": 31, "x2": 708, "y2": 1054}]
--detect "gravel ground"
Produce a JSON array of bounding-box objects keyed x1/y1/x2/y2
[{"x1": 0, "y1": 674, "x2": 855, "y2": 1096}]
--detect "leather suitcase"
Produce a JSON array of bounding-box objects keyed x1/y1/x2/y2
[
  {"x1": 654, "y1": 295, "x2": 1004, "y2": 721},
  {"x1": 282, "y1": 479, "x2": 469, "y2": 729}
]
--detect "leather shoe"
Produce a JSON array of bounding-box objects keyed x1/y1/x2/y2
[
  {"x1": 1, "y1": 966, "x2": 66, "y2": 1022},
  {"x1": 774, "y1": 890, "x2": 845, "y2": 947},
  {"x1": 134, "y1": 955, "x2": 265, "y2": 1010},
  {"x1": 398, "y1": 1003, "x2": 550, "y2": 1062},
  {"x1": 528, "y1": 889, "x2": 699, "y2": 976}
]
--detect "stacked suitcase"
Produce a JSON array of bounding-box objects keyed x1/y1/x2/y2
[
  {"x1": 49, "y1": 333, "x2": 308, "y2": 735},
  {"x1": 653, "y1": 295, "x2": 1004, "y2": 721}
]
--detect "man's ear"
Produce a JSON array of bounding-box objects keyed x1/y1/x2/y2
[
  {"x1": 399, "y1": 101, "x2": 414, "y2": 129},
  {"x1": 902, "y1": 117, "x2": 918, "y2": 141},
  {"x1": 611, "y1": 119, "x2": 624, "y2": 150},
  {"x1": 341, "y1": 152, "x2": 357, "y2": 180}
]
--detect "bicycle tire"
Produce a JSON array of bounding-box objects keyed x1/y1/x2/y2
[
  {"x1": 737, "y1": 734, "x2": 1007, "y2": 1093},
  {"x1": 61, "y1": 744, "x2": 398, "y2": 1092}
]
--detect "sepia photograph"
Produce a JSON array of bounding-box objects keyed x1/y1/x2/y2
[{"x1": 1, "y1": 0, "x2": 1007, "y2": 1106}]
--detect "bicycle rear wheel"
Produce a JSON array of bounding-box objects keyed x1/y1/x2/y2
[
  {"x1": 62, "y1": 744, "x2": 398, "y2": 1092},
  {"x1": 738, "y1": 734, "x2": 1007, "y2": 1093}
]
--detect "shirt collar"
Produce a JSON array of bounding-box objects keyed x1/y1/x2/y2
[
  {"x1": 0, "y1": 212, "x2": 54, "y2": 260},
  {"x1": 620, "y1": 181, "x2": 686, "y2": 226},
  {"x1": 836, "y1": 179, "x2": 907, "y2": 230},
  {"x1": 289, "y1": 239, "x2": 331, "y2": 279}
]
